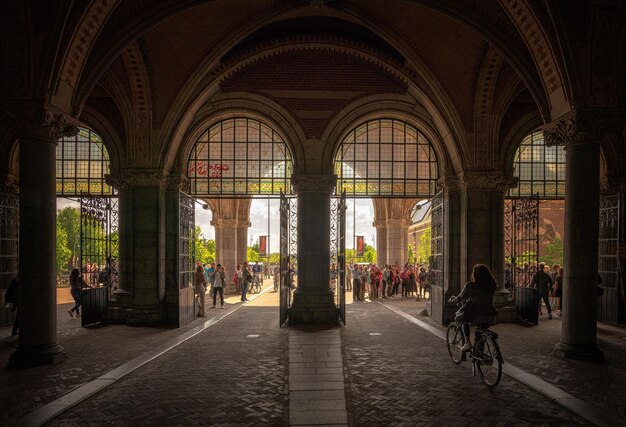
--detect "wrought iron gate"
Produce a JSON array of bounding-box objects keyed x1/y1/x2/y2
[
  {"x1": 79, "y1": 196, "x2": 118, "y2": 327},
  {"x1": 504, "y1": 196, "x2": 539, "y2": 325},
  {"x1": 598, "y1": 195, "x2": 621, "y2": 322},
  {"x1": 279, "y1": 193, "x2": 292, "y2": 326},
  {"x1": 0, "y1": 194, "x2": 18, "y2": 328},
  {"x1": 179, "y1": 192, "x2": 196, "y2": 326},
  {"x1": 429, "y1": 191, "x2": 444, "y2": 321},
  {"x1": 330, "y1": 192, "x2": 347, "y2": 325}
]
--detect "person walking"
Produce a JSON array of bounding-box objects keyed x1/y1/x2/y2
[
  {"x1": 532, "y1": 262, "x2": 553, "y2": 319},
  {"x1": 210, "y1": 264, "x2": 226, "y2": 309},
  {"x1": 352, "y1": 264, "x2": 361, "y2": 301},
  {"x1": 234, "y1": 264, "x2": 242, "y2": 295},
  {"x1": 381, "y1": 265, "x2": 389, "y2": 299},
  {"x1": 68, "y1": 268, "x2": 89, "y2": 317},
  {"x1": 195, "y1": 264, "x2": 208, "y2": 317},
  {"x1": 552, "y1": 267, "x2": 563, "y2": 316}
]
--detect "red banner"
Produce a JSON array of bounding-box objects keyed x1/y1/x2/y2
[
  {"x1": 356, "y1": 236, "x2": 365, "y2": 257},
  {"x1": 259, "y1": 235, "x2": 268, "y2": 258}
]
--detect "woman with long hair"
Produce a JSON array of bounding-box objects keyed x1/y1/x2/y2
[
  {"x1": 453, "y1": 264, "x2": 498, "y2": 352},
  {"x1": 553, "y1": 267, "x2": 563, "y2": 316},
  {"x1": 68, "y1": 268, "x2": 88, "y2": 317},
  {"x1": 195, "y1": 264, "x2": 208, "y2": 317}
]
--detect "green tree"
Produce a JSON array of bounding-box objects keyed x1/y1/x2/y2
[
  {"x1": 417, "y1": 227, "x2": 431, "y2": 265},
  {"x1": 193, "y1": 226, "x2": 214, "y2": 264},
  {"x1": 542, "y1": 236, "x2": 563, "y2": 266},
  {"x1": 363, "y1": 243, "x2": 376, "y2": 264},
  {"x1": 57, "y1": 207, "x2": 80, "y2": 256},
  {"x1": 247, "y1": 242, "x2": 260, "y2": 262},
  {"x1": 56, "y1": 222, "x2": 72, "y2": 272},
  {"x1": 408, "y1": 244, "x2": 415, "y2": 264}
]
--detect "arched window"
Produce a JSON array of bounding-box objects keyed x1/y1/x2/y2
[
  {"x1": 56, "y1": 127, "x2": 112, "y2": 196},
  {"x1": 335, "y1": 119, "x2": 438, "y2": 197},
  {"x1": 188, "y1": 118, "x2": 293, "y2": 196},
  {"x1": 509, "y1": 130, "x2": 565, "y2": 198}
]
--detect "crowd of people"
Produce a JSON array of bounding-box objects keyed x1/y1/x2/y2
[{"x1": 330, "y1": 263, "x2": 432, "y2": 302}]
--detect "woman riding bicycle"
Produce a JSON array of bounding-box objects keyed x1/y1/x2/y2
[{"x1": 453, "y1": 264, "x2": 498, "y2": 353}]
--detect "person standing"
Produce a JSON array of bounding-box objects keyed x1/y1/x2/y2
[
  {"x1": 5, "y1": 277, "x2": 18, "y2": 335},
  {"x1": 531, "y1": 262, "x2": 553, "y2": 319},
  {"x1": 363, "y1": 266, "x2": 371, "y2": 300},
  {"x1": 68, "y1": 268, "x2": 89, "y2": 317},
  {"x1": 195, "y1": 264, "x2": 208, "y2": 317},
  {"x1": 381, "y1": 265, "x2": 389, "y2": 299},
  {"x1": 352, "y1": 264, "x2": 361, "y2": 301},
  {"x1": 211, "y1": 264, "x2": 226, "y2": 309},
  {"x1": 553, "y1": 267, "x2": 563, "y2": 317},
  {"x1": 408, "y1": 266, "x2": 417, "y2": 300},
  {"x1": 234, "y1": 264, "x2": 242, "y2": 295},
  {"x1": 241, "y1": 261, "x2": 252, "y2": 302}
]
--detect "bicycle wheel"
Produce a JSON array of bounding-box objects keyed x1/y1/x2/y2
[
  {"x1": 476, "y1": 334, "x2": 503, "y2": 387},
  {"x1": 446, "y1": 322, "x2": 464, "y2": 364}
]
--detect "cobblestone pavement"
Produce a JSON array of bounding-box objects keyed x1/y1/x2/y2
[
  {"x1": 343, "y1": 300, "x2": 589, "y2": 426},
  {"x1": 47, "y1": 290, "x2": 287, "y2": 426},
  {"x1": 0, "y1": 280, "x2": 274, "y2": 424},
  {"x1": 382, "y1": 297, "x2": 626, "y2": 421}
]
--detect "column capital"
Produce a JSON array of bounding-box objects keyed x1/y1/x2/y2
[
  {"x1": 0, "y1": 173, "x2": 19, "y2": 194},
  {"x1": 105, "y1": 169, "x2": 166, "y2": 191},
  {"x1": 291, "y1": 174, "x2": 336, "y2": 194},
  {"x1": 600, "y1": 174, "x2": 626, "y2": 195},
  {"x1": 436, "y1": 174, "x2": 464, "y2": 192},
  {"x1": 543, "y1": 109, "x2": 623, "y2": 147},
  {"x1": 3, "y1": 108, "x2": 79, "y2": 141},
  {"x1": 211, "y1": 218, "x2": 250, "y2": 228},
  {"x1": 372, "y1": 220, "x2": 385, "y2": 228},
  {"x1": 461, "y1": 171, "x2": 518, "y2": 194},
  {"x1": 385, "y1": 218, "x2": 411, "y2": 228},
  {"x1": 161, "y1": 173, "x2": 190, "y2": 193}
]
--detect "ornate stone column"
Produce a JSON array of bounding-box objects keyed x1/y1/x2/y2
[
  {"x1": 10, "y1": 110, "x2": 78, "y2": 368},
  {"x1": 373, "y1": 220, "x2": 387, "y2": 266},
  {"x1": 289, "y1": 174, "x2": 337, "y2": 324},
  {"x1": 106, "y1": 169, "x2": 167, "y2": 326},
  {"x1": 545, "y1": 111, "x2": 619, "y2": 361},
  {"x1": 236, "y1": 220, "x2": 250, "y2": 266},
  {"x1": 461, "y1": 171, "x2": 517, "y2": 322},
  {"x1": 211, "y1": 218, "x2": 239, "y2": 284}
]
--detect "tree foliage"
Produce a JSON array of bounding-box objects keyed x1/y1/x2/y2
[
  {"x1": 57, "y1": 207, "x2": 80, "y2": 253},
  {"x1": 417, "y1": 227, "x2": 431, "y2": 265},
  {"x1": 56, "y1": 221, "x2": 72, "y2": 272},
  {"x1": 193, "y1": 226, "x2": 215, "y2": 264},
  {"x1": 408, "y1": 244, "x2": 415, "y2": 264},
  {"x1": 541, "y1": 237, "x2": 563, "y2": 266}
]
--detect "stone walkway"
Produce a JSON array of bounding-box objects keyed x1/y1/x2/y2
[{"x1": 1, "y1": 288, "x2": 624, "y2": 425}]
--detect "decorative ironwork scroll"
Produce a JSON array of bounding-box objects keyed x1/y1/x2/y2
[
  {"x1": 0, "y1": 194, "x2": 18, "y2": 327},
  {"x1": 598, "y1": 194, "x2": 620, "y2": 322}
]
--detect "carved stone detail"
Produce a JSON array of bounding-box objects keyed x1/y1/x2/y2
[
  {"x1": 105, "y1": 169, "x2": 166, "y2": 191},
  {"x1": 162, "y1": 174, "x2": 190, "y2": 193},
  {"x1": 211, "y1": 218, "x2": 250, "y2": 228},
  {"x1": 436, "y1": 175, "x2": 464, "y2": 192},
  {"x1": 0, "y1": 173, "x2": 19, "y2": 194},
  {"x1": 385, "y1": 218, "x2": 411, "y2": 228},
  {"x1": 291, "y1": 174, "x2": 336, "y2": 194},
  {"x1": 462, "y1": 171, "x2": 519, "y2": 193},
  {"x1": 5, "y1": 109, "x2": 80, "y2": 141},
  {"x1": 543, "y1": 109, "x2": 623, "y2": 147}
]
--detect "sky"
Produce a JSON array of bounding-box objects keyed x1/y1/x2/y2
[
  {"x1": 58, "y1": 197, "x2": 376, "y2": 253},
  {"x1": 195, "y1": 197, "x2": 376, "y2": 253}
]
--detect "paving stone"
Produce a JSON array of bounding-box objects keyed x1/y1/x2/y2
[
  {"x1": 290, "y1": 390, "x2": 346, "y2": 401},
  {"x1": 290, "y1": 381, "x2": 345, "y2": 391},
  {"x1": 290, "y1": 410, "x2": 348, "y2": 425},
  {"x1": 289, "y1": 373, "x2": 344, "y2": 383}
]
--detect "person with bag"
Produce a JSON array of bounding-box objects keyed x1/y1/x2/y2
[
  {"x1": 531, "y1": 262, "x2": 553, "y2": 319},
  {"x1": 451, "y1": 264, "x2": 498, "y2": 352},
  {"x1": 210, "y1": 264, "x2": 226, "y2": 309},
  {"x1": 241, "y1": 261, "x2": 252, "y2": 302},
  {"x1": 68, "y1": 268, "x2": 90, "y2": 318},
  {"x1": 195, "y1": 264, "x2": 208, "y2": 317}
]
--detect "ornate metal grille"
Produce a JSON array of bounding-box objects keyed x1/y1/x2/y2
[
  {"x1": 335, "y1": 119, "x2": 438, "y2": 197},
  {"x1": 179, "y1": 192, "x2": 195, "y2": 290},
  {"x1": 598, "y1": 194, "x2": 620, "y2": 322},
  {"x1": 289, "y1": 197, "x2": 298, "y2": 281},
  {"x1": 429, "y1": 191, "x2": 444, "y2": 289},
  {"x1": 338, "y1": 193, "x2": 347, "y2": 324},
  {"x1": 0, "y1": 194, "x2": 18, "y2": 327},
  {"x1": 188, "y1": 118, "x2": 293, "y2": 196},
  {"x1": 509, "y1": 131, "x2": 565, "y2": 199},
  {"x1": 57, "y1": 127, "x2": 113, "y2": 196},
  {"x1": 506, "y1": 196, "x2": 540, "y2": 324},
  {"x1": 79, "y1": 195, "x2": 118, "y2": 326},
  {"x1": 279, "y1": 192, "x2": 291, "y2": 326}
]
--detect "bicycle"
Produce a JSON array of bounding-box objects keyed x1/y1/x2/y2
[
  {"x1": 250, "y1": 273, "x2": 262, "y2": 294},
  {"x1": 446, "y1": 297, "x2": 504, "y2": 387}
]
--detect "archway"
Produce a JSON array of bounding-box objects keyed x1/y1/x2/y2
[{"x1": 333, "y1": 118, "x2": 440, "y2": 319}]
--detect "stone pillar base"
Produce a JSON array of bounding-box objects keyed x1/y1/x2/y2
[
  {"x1": 125, "y1": 305, "x2": 164, "y2": 327},
  {"x1": 495, "y1": 305, "x2": 517, "y2": 323},
  {"x1": 289, "y1": 290, "x2": 339, "y2": 325},
  {"x1": 8, "y1": 343, "x2": 66, "y2": 369},
  {"x1": 554, "y1": 341, "x2": 605, "y2": 363}
]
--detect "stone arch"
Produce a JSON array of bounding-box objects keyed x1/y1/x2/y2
[
  {"x1": 473, "y1": 46, "x2": 505, "y2": 168},
  {"x1": 121, "y1": 41, "x2": 153, "y2": 167},
  {"x1": 322, "y1": 97, "x2": 455, "y2": 179},
  {"x1": 51, "y1": 0, "x2": 119, "y2": 113},
  {"x1": 78, "y1": 106, "x2": 123, "y2": 175},
  {"x1": 170, "y1": 94, "x2": 306, "y2": 176},
  {"x1": 498, "y1": 0, "x2": 571, "y2": 118}
]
